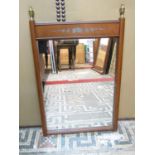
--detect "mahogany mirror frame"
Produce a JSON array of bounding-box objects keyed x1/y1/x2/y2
[{"x1": 28, "y1": 6, "x2": 125, "y2": 136}]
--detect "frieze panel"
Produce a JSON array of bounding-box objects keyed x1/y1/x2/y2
[{"x1": 35, "y1": 22, "x2": 120, "y2": 38}]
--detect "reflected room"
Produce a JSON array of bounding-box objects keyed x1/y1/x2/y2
[{"x1": 37, "y1": 37, "x2": 118, "y2": 131}]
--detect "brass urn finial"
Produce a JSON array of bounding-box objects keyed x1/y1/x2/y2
[
  {"x1": 119, "y1": 4, "x2": 125, "y2": 18},
  {"x1": 29, "y1": 7, "x2": 35, "y2": 20}
]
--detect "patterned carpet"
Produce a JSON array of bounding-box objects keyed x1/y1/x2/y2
[
  {"x1": 19, "y1": 120, "x2": 135, "y2": 155},
  {"x1": 44, "y1": 81, "x2": 114, "y2": 130}
]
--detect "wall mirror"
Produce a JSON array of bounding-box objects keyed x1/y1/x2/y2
[
  {"x1": 93, "y1": 38, "x2": 117, "y2": 74},
  {"x1": 29, "y1": 5, "x2": 125, "y2": 136}
]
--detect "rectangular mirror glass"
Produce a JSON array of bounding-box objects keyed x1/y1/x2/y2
[{"x1": 37, "y1": 37, "x2": 118, "y2": 131}]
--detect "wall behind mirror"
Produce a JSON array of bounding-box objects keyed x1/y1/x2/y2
[{"x1": 37, "y1": 38, "x2": 117, "y2": 131}]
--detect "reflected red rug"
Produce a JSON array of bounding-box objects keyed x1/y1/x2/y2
[{"x1": 45, "y1": 77, "x2": 114, "y2": 85}]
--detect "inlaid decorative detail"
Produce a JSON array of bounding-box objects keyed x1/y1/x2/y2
[{"x1": 52, "y1": 27, "x2": 109, "y2": 34}]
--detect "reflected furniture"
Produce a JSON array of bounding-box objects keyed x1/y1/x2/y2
[{"x1": 56, "y1": 40, "x2": 78, "y2": 70}]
